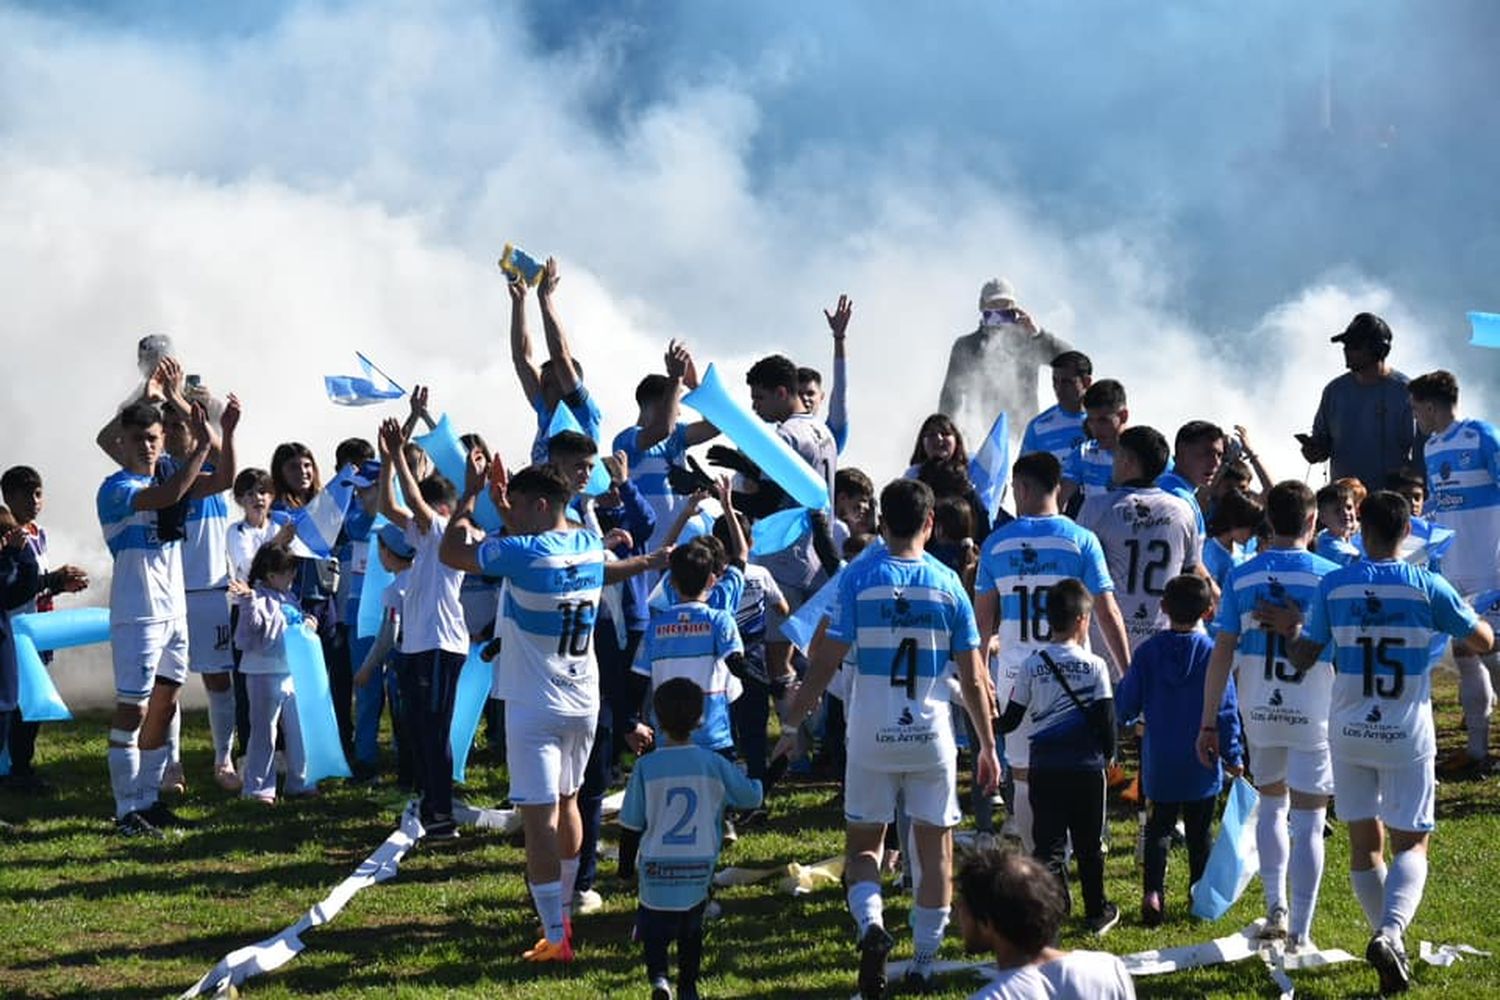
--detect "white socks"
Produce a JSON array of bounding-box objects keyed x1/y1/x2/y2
[
  {"x1": 559, "y1": 856, "x2": 581, "y2": 917},
  {"x1": 530, "y1": 880, "x2": 566, "y2": 944},
  {"x1": 1380, "y1": 850, "x2": 1428, "y2": 941},
  {"x1": 207, "y1": 686, "x2": 238, "y2": 766},
  {"x1": 165, "y1": 705, "x2": 181, "y2": 765},
  {"x1": 138, "y1": 746, "x2": 169, "y2": 812},
  {"x1": 1257, "y1": 792, "x2": 1290, "y2": 913},
  {"x1": 107, "y1": 728, "x2": 140, "y2": 819},
  {"x1": 847, "y1": 880, "x2": 884, "y2": 938},
  {"x1": 1351, "y1": 863, "x2": 1388, "y2": 930},
  {"x1": 1012, "y1": 779, "x2": 1035, "y2": 854},
  {"x1": 909, "y1": 905, "x2": 949, "y2": 969},
  {"x1": 1456, "y1": 655, "x2": 1493, "y2": 760},
  {"x1": 1288, "y1": 807, "x2": 1327, "y2": 941}
]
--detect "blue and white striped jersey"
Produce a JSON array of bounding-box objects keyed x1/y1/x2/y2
[
  {"x1": 1021, "y1": 404, "x2": 1087, "y2": 466},
  {"x1": 633, "y1": 601, "x2": 744, "y2": 751},
  {"x1": 1423, "y1": 418, "x2": 1500, "y2": 591},
  {"x1": 98, "y1": 469, "x2": 185, "y2": 624},
  {"x1": 612, "y1": 423, "x2": 690, "y2": 548}
]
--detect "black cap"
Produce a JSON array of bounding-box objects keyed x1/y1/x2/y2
[{"x1": 1331, "y1": 312, "x2": 1393, "y2": 347}]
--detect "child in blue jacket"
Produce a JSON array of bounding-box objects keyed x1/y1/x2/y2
[{"x1": 1118, "y1": 574, "x2": 1244, "y2": 926}]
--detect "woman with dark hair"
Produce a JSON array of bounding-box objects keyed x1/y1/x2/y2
[
  {"x1": 270, "y1": 442, "x2": 321, "y2": 510},
  {"x1": 906, "y1": 413, "x2": 970, "y2": 474}
]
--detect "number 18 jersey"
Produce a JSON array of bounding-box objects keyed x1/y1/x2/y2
[
  {"x1": 1078, "y1": 486, "x2": 1200, "y2": 653},
  {"x1": 1304, "y1": 559, "x2": 1478, "y2": 766},
  {"x1": 826, "y1": 552, "x2": 979, "y2": 772},
  {"x1": 478, "y1": 529, "x2": 606, "y2": 717}
]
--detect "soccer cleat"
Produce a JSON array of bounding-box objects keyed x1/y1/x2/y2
[
  {"x1": 422, "y1": 818, "x2": 461, "y2": 841},
  {"x1": 522, "y1": 935, "x2": 575, "y2": 963},
  {"x1": 1119, "y1": 775, "x2": 1142, "y2": 805},
  {"x1": 1436, "y1": 749, "x2": 1493, "y2": 780},
  {"x1": 649, "y1": 977, "x2": 673, "y2": 1000},
  {"x1": 722, "y1": 815, "x2": 738, "y2": 845},
  {"x1": 1086, "y1": 902, "x2": 1121, "y2": 937},
  {"x1": 161, "y1": 761, "x2": 187, "y2": 796},
  {"x1": 115, "y1": 810, "x2": 164, "y2": 838},
  {"x1": 1259, "y1": 906, "x2": 1288, "y2": 940},
  {"x1": 1140, "y1": 891, "x2": 1164, "y2": 928},
  {"x1": 572, "y1": 889, "x2": 604, "y2": 915},
  {"x1": 141, "y1": 800, "x2": 197, "y2": 829},
  {"x1": 213, "y1": 765, "x2": 242, "y2": 792},
  {"x1": 1366, "y1": 932, "x2": 1411, "y2": 994},
  {"x1": 1106, "y1": 763, "x2": 1132, "y2": 789},
  {"x1": 856, "y1": 924, "x2": 894, "y2": 1000}
]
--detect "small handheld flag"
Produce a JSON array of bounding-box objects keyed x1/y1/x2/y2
[
  {"x1": 285, "y1": 464, "x2": 357, "y2": 558},
  {"x1": 324, "y1": 352, "x2": 406, "y2": 406},
  {"x1": 968, "y1": 411, "x2": 1011, "y2": 522}
]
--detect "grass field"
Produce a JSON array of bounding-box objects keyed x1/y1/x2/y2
[{"x1": 3, "y1": 674, "x2": 1499, "y2": 999}]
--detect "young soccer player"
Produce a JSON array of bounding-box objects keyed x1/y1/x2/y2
[
  {"x1": 1020, "y1": 350, "x2": 1092, "y2": 466},
  {"x1": 0, "y1": 466, "x2": 89, "y2": 795},
  {"x1": 974, "y1": 452, "x2": 1132, "y2": 850},
  {"x1": 230, "y1": 543, "x2": 313, "y2": 803},
  {"x1": 377, "y1": 417, "x2": 467, "y2": 838},
  {"x1": 1409, "y1": 370, "x2": 1500, "y2": 776},
  {"x1": 95, "y1": 398, "x2": 213, "y2": 835},
  {"x1": 1117, "y1": 575, "x2": 1243, "y2": 926},
  {"x1": 1314, "y1": 480, "x2": 1361, "y2": 566},
  {"x1": 1202, "y1": 489, "x2": 1264, "y2": 595},
  {"x1": 1158, "y1": 420, "x2": 1228, "y2": 539},
  {"x1": 509, "y1": 257, "x2": 603, "y2": 464},
  {"x1": 775, "y1": 477, "x2": 999, "y2": 998},
  {"x1": 620, "y1": 677, "x2": 763, "y2": 1000},
  {"x1": 1059, "y1": 378, "x2": 1129, "y2": 513},
  {"x1": 1198, "y1": 480, "x2": 1340, "y2": 949},
  {"x1": 1276, "y1": 492, "x2": 1494, "y2": 993},
  {"x1": 999, "y1": 579, "x2": 1120, "y2": 935}
]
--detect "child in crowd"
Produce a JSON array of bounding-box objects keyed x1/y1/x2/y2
[
  {"x1": 353, "y1": 522, "x2": 416, "y2": 790},
  {"x1": 619, "y1": 677, "x2": 763, "y2": 1000},
  {"x1": 834, "y1": 467, "x2": 876, "y2": 542},
  {"x1": 1203, "y1": 489, "x2": 1264, "y2": 593},
  {"x1": 1116, "y1": 575, "x2": 1244, "y2": 926},
  {"x1": 721, "y1": 506, "x2": 788, "y2": 787},
  {"x1": 999, "y1": 579, "x2": 1120, "y2": 935},
  {"x1": 1314, "y1": 480, "x2": 1361, "y2": 566},
  {"x1": 929, "y1": 495, "x2": 979, "y2": 591},
  {"x1": 231, "y1": 543, "x2": 312, "y2": 803}
]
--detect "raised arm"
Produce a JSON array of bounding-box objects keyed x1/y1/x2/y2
[
  {"x1": 97, "y1": 357, "x2": 182, "y2": 465},
  {"x1": 191, "y1": 394, "x2": 241, "y2": 498},
  {"x1": 825, "y1": 294, "x2": 851, "y2": 452},
  {"x1": 383, "y1": 417, "x2": 434, "y2": 534},
  {"x1": 376, "y1": 419, "x2": 413, "y2": 532},
  {"x1": 399, "y1": 384, "x2": 436, "y2": 440},
  {"x1": 714, "y1": 476, "x2": 746, "y2": 566},
  {"x1": 507, "y1": 277, "x2": 543, "y2": 407},
  {"x1": 668, "y1": 341, "x2": 718, "y2": 446},
  {"x1": 132, "y1": 404, "x2": 213, "y2": 512},
  {"x1": 439, "y1": 449, "x2": 498, "y2": 575},
  {"x1": 537, "y1": 257, "x2": 580, "y2": 397}
]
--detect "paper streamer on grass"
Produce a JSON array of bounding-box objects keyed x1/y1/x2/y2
[
  {"x1": 712, "y1": 854, "x2": 845, "y2": 896},
  {"x1": 449, "y1": 644, "x2": 492, "y2": 783},
  {"x1": 1190, "y1": 775, "x2": 1260, "y2": 919},
  {"x1": 1420, "y1": 941, "x2": 1492, "y2": 966},
  {"x1": 415, "y1": 414, "x2": 504, "y2": 530},
  {"x1": 283, "y1": 624, "x2": 352, "y2": 782},
  {"x1": 682, "y1": 364, "x2": 830, "y2": 510},
  {"x1": 10, "y1": 607, "x2": 109, "y2": 722}
]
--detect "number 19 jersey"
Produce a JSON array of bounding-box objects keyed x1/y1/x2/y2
[
  {"x1": 826, "y1": 552, "x2": 979, "y2": 772},
  {"x1": 1078, "y1": 486, "x2": 1200, "y2": 653},
  {"x1": 1303, "y1": 559, "x2": 1479, "y2": 766},
  {"x1": 1214, "y1": 548, "x2": 1340, "y2": 750},
  {"x1": 478, "y1": 529, "x2": 606, "y2": 717}
]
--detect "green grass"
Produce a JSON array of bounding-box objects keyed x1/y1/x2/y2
[{"x1": 3, "y1": 674, "x2": 1499, "y2": 998}]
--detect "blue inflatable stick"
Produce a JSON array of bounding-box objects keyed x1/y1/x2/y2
[
  {"x1": 781, "y1": 569, "x2": 841, "y2": 652},
  {"x1": 450, "y1": 643, "x2": 493, "y2": 783},
  {"x1": 1190, "y1": 776, "x2": 1260, "y2": 920},
  {"x1": 284, "y1": 624, "x2": 352, "y2": 782},
  {"x1": 751, "y1": 507, "x2": 810, "y2": 556},
  {"x1": 356, "y1": 523, "x2": 394, "y2": 639},
  {"x1": 682, "y1": 364, "x2": 830, "y2": 511},
  {"x1": 415, "y1": 414, "x2": 503, "y2": 530},
  {"x1": 10, "y1": 608, "x2": 109, "y2": 722},
  {"x1": 1469, "y1": 311, "x2": 1500, "y2": 349}
]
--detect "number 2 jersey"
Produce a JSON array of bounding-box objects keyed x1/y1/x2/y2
[
  {"x1": 1078, "y1": 486, "x2": 1200, "y2": 653},
  {"x1": 477, "y1": 528, "x2": 606, "y2": 717},
  {"x1": 1214, "y1": 548, "x2": 1340, "y2": 751},
  {"x1": 1303, "y1": 558, "x2": 1479, "y2": 766},
  {"x1": 825, "y1": 551, "x2": 979, "y2": 773}
]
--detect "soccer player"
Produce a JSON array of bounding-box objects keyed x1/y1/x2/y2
[
  {"x1": 440, "y1": 455, "x2": 663, "y2": 962},
  {"x1": 1157, "y1": 420, "x2": 1227, "y2": 541},
  {"x1": 775, "y1": 478, "x2": 999, "y2": 999},
  {"x1": 1196, "y1": 481, "x2": 1340, "y2": 950},
  {"x1": 974, "y1": 452, "x2": 1132, "y2": 851},
  {"x1": 1019, "y1": 350, "x2": 1092, "y2": 466},
  {"x1": 95, "y1": 399, "x2": 213, "y2": 835},
  {"x1": 1077, "y1": 426, "x2": 1202, "y2": 655},
  {"x1": 508, "y1": 257, "x2": 603, "y2": 463},
  {"x1": 1059, "y1": 379, "x2": 1129, "y2": 514},
  {"x1": 1275, "y1": 492, "x2": 1493, "y2": 993},
  {"x1": 1314, "y1": 481, "x2": 1361, "y2": 567},
  {"x1": 1409, "y1": 370, "x2": 1500, "y2": 775},
  {"x1": 799, "y1": 293, "x2": 852, "y2": 453}
]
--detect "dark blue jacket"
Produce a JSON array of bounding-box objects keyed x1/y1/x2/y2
[
  {"x1": 0, "y1": 543, "x2": 41, "y2": 713},
  {"x1": 1117, "y1": 628, "x2": 1243, "y2": 803}
]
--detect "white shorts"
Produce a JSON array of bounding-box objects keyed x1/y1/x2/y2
[
  {"x1": 1252, "y1": 744, "x2": 1334, "y2": 797},
  {"x1": 1332, "y1": 756, "x2": 1435, "y2": 833},
  {"x1": 186, "y1": 589, "x2": 234, "y2": 674},
  {"x1": 111, "y1": 618, "x2": 189, "y2": 703},
  {"x1": 844, "y1": 757, "x2": 961, "y2": 829},
  {"x1": 505, "y1": 706, "x2": 597, "y2": 805}
]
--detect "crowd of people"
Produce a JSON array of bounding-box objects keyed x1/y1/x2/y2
[{"x1": 1, "y1": 262, "x2": 1496, "y2": 1000}]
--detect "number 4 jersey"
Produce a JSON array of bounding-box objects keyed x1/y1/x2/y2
[
  {"x1": 1078, "y1": 486, "x2": 1200, "y2": 653},
  {"x1": 825, "y1": 552, "x2": 980, "y2": 773},
  {"x1": 478, "y1": 529, "x2": 606, "y2": 717},
  {"x1": 1214, "y1": 547, "x2": 1340, "y2": 750},
  {"x1": 1304, "y1": 558, "x2": 1480, "y2": 766}
]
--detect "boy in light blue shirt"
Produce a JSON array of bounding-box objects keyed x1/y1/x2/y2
[{"x1": 620, "y1": 678, "x2": 762, "y2": 1000}]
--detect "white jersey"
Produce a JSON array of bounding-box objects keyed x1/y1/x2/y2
[
  {"x1": 1423, "y1": 417, "x2": 1500, "y2": 592},
  {"x1": 400, "y1": 517, "x2": 468, "y2": 656},
  {"x1": 1078, "y1": 486, "x2": 1200, "y2": 653},
  {"x1": 969, "y1": 951, "x2": 1136, "y2": 1000},
  {"x1": 228, "y1": 519, "x2": 280, "y2": 584}
]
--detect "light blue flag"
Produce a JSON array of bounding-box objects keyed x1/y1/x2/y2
[
  {"x1": 288, "y1": 464, "x2": 357, "y2": 559},
  {"x1": 450, "y1": 643, "x2": 493, "y2": 783},
  {"x1": 356, "y1": 517, "x2": 394, "y2": 639},
  {"x1": 751, "y1": 506, "x2": 810, "y2": 556},
  {"x1": 284, "y1": 622, "x2": 352, "y2": 782},
  {"x1": 325, "y1": 352, "x2": 406, "y2": 406},
  {"x1": 1190, "y1": 776, "x2": 1260, "y2": 920},
  {"x1": 414, "y1": 414, "x2": 503, "y2": 530},
  {"x1": 545, "y1": 404, "x2": 612, "y2": 495},
  {"x1": 968, "y1": 411, "x2": 1011, "y2": 522},
  {"x1": 781, "y1": 567, "x2": 842, "y2": 651},
  {"x1": 1469, "y1": 311, "x2": 1500, "y2": 349}
]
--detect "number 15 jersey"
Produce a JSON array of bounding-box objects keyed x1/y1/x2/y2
[
  {"x1": 825, "y1": 552, "x2": 980, "y2": 772},
  {"x1": 478, "y1": 529, "x2": 606, "y2": 717},
  {"x1": 1304, "y1": 559, "x2": 1478, "y2": 766}
]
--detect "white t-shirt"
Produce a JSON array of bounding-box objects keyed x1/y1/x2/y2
[
  {"x1": 400, "y1": 516, "x2": 468, "y2": 656},
  {"x1": 969, "y1": 951, "x2": 1136, "y2": 1000},
  {"x1": 228, "y1": 519, "x2": 280, "y2": 584}
]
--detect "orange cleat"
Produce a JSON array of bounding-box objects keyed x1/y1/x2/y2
[
  {"x1": 523, "y1": 935, "x2": 574, "y2": 963},
  {"x1": 1107, "y1": 763, "x2": 1133, "y2": 790},
  {"x1": 1119, "y1": 776, "x2": 1142, "y2": 805}
]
